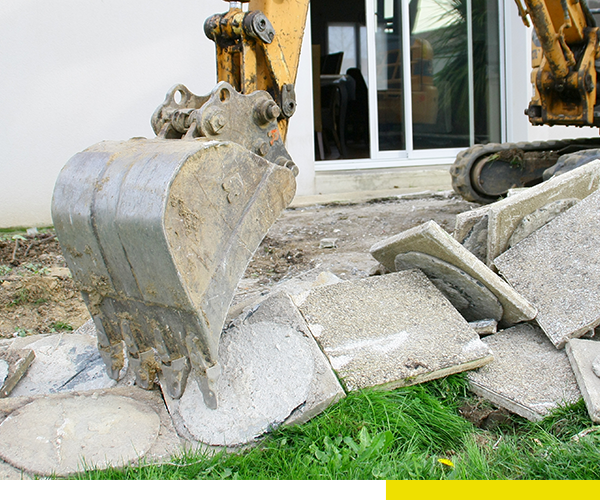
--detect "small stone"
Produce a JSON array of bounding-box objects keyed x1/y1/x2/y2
[
  {"x1": 319, "y1": 238, "x2": 338, "y2": 249},
  {"x1": 593, "y1": 356, "x2": 600, "y2": 379},
  {"x1": 0, "y1": 360, "x2": 8, "y2": 387},
  {"x1": 469, "y1": 319, "x2": 498, "y2": 336}
]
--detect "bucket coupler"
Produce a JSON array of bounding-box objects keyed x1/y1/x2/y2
[{"x1": 52, "y1": 82, "x2": 297, "y2": 408}]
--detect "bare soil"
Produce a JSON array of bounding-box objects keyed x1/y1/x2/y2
[{"x1": 0, "y1": 191, "x2": 479, "y2": 339}]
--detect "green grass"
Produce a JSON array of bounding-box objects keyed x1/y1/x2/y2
[{"x1": 72, "y1": 374, "x2": 600, "y2": 480}]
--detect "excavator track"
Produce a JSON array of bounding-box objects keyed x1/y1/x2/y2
[{"x1": 450, "y1": 137, "x2": 600, "y2": 203}]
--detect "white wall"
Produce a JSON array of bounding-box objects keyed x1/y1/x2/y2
[{"x1": 0, "y1": 0, "x2": 315, "y2": 228}]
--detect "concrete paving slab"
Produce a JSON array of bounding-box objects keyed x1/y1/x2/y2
[
  {"x1": 5, "y1": 332, "x2": 118, "y2": 397},
  {"x1": 0, "y1": 386, "x2": 182, "y2": 477},
  {"x1": 494, "y1": 189, "x2": 600, "y2": 348},
  {"x1": 162, "y1": 292, "x2": 337, "y2": 447},
  {"x1": 566, "y1": 339, "x2": 600, "y2": 423},
  {"x1": 370, "y1": 221, "x2": 537, "y2": 326},
  {"x1": 468, "y1": 324, "x2": 581, "y2": 421},
  {"x1": 298, "y1": 270, "x2": 493, "y2": 392},
  {"x1": 454, "y1": 162, "x2": 600, "y2": 269}
]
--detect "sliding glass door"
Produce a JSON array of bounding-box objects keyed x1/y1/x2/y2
[{"x1": 313, "y1": 0, "x2": 503, "y2": 163}]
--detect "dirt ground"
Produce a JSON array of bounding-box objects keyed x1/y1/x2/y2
[{"x1": 0, "y1": 191, "x2": 479, "y2": 339}]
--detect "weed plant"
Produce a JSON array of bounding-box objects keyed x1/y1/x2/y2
[{"x1": 74, "y1": 374, "x2": 600, "y2": 480}]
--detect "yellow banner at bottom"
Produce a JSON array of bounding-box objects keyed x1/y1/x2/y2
[{"x1": 387, "y1": 480, "x2": 600, "y2": 499}]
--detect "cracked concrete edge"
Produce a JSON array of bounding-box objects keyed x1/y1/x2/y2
[
  {"x1": 369, "y1": 220, "x2": 537, "y2": 325},
  {"x1": 469, "y1": 381, "x2": 544, "y2": 422},
  {"x1": 368, "y1": 354, "x2": 495, "y2": 393}
]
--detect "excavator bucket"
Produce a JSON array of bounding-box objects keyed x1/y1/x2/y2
[{"x1": 51, "y1": 83, "x2": 296, "y2": 407}]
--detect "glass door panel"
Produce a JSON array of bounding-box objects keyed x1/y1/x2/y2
[
  {"x1": 473, "y1": 0, "x2": 501, "y2": 144},
  {"x1": 375, "y1": 0, "x2": 406, "y2": 151},
  {"x1": 411, "y1": 0, "x2": 470, "y2": 149}
]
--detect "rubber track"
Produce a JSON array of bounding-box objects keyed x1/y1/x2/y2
[{"x1": 450, "y1": 137, "x2": 600, "y2": 203}]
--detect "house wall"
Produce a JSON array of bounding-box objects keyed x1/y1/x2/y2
[
  {"x1": 0, "y1": 0, "x2": 594, "y2": 228},
  {"x1": 0, "y1": 0, "x2": 314, "y2": 228}
]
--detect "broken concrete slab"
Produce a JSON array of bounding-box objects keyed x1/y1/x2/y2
[
  {"x1": 370, "y1": 220, "x2": 537, "y2": 326},
  {"x1": 454, "y1": 161, "x2": 600, "y2": 268},
  {"x1": 229, "y1": 270, "x2": 343, "y2": 322},
  {"x1": 298, "y1": 270, "x2": 493, "y2": 392},
  {"x1": 566, "y1": 339, "x2": 600, "y2": 423},
  {"x1": 0, "y1": 386, "x2": 182, "y2": 477},
  {"x1": 162, "y1": 292, "x2": 343, "y2": 447},
  {"x1": 0, "y1": 348, "x2": 35, "y2": 398},
  {"x1": 494, "y1": 189, "x2": 600, "y2": 348},
  {"x1": 243, "y1": 292, "x2": 345, "y2": 427},
  {"x1": 453, "y1": 206, "x2": 490, "y2": 262},
  {"x1": 468, "y1": 324, "x2": 581, "y2": 421},
  {"x1": 3, "y1": 331, "x2": 120, "y2": 397}
]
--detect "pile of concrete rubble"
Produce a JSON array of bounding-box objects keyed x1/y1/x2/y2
[
  {"x1": 370, "y1": 160, "x2": 600, "y2": 424},
  {"x1": 1, "y1": 161, "x2": 599, "y2": 478}
]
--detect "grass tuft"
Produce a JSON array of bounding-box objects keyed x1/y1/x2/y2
[{"x1": 72, "y1": 374, "x2": 599, "y2": 480}]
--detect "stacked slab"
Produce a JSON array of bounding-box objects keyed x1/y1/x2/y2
[{"x1": 369, "y1": 161, "x2": 600, "y2": 422}]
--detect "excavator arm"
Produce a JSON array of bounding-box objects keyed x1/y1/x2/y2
[
  {"x1": 451, "y1": 0, "x2": 600, "y2": 203},
  {"x1": 51, "y1": 0, "x2": 309, "y2": 407}
]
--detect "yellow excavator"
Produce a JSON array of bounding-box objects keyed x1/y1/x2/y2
[
  {"x1": 52, "y1": 0, "x2": 309, "y2": 407},
  {"x1": 451, "y1": 0, "x2": 600, "y2": 203}
]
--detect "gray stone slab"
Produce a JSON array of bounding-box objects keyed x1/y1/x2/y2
[
  {"x1": 566, "y1": 339, "x2": 600, "y2": 423},
  {"x1": 468, "y1": 324, "x2": 581, "y2": 421},
  {"x1": 395, "y1": 252, "x2": 503, "y2": 322},
  {"x1": 486, "y1": 160, "x2": 600, "y2": 266},
  {"x1": 162, "y1": 292, "x2": 341, "y2": 447},
  {"x1": 494, "y1": 189, "x2": 600, "y2": 348},
  {"x1": 370, "y1": 221, "x2": 537, "y2": 326},
  {"x1": 7, "y1": 332, "x2": 118, "y2": 397},
  {"x1": 0, "y1": 386, "x2": 182, "y2": 477},
  {"x1": 0, "y1": 460, "x2": 30, "y2": 480},
  {"x1": 298, "y1": 270, "x2": 493, "y2": 392},
  {"x1": 244, "y1": 292, "x2": 346, "y2": 427}
]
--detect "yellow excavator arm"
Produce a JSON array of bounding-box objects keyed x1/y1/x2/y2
[{"x1": 515, "y1": 0, "x2": 599, "y2": 126}]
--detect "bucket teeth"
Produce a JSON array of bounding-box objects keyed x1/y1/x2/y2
[
  {"x1": 161, "y1": 357, "x2": 191, "y2": 400},
  {"x1": 52, "y1": 135, "x2": 295, "y2": 405},
  {"x1": 97, "y1": 343, "x2": 125, "y2": 381},
  {"x1": 130, "y1": 349, "x2": 160, "y2": 390}
]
